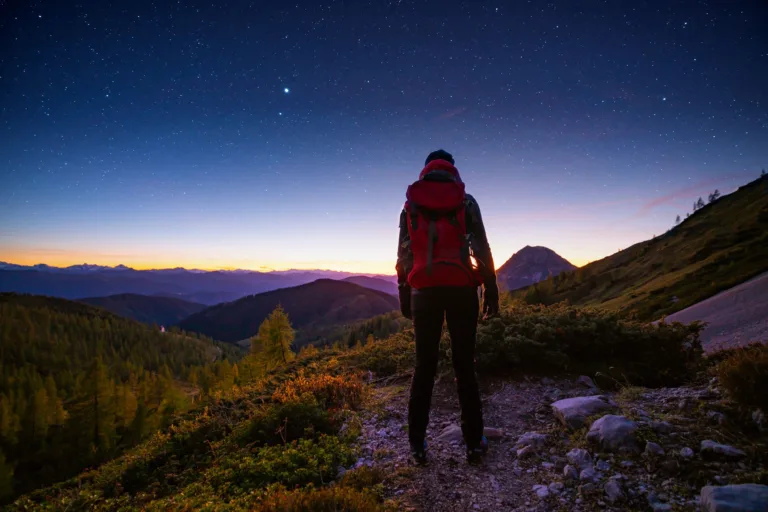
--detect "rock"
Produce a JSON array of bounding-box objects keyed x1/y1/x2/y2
[
  {"x1": 604, "y1": 479, "x2": 624, "y2": 503},
  {"x1": 567, "y1": 448, "x2": 593, "y2": 469},
  {"x1": 549, "y1": 482, "x2": 565, "y2": 494},
  {"x1": 596, "y1": 460, "x2": 611, "y2": 471},
  {"x1": 580, "y1": 466, "x2": 597, "y2": 482},
  {"x1": 700, "y1": 440, "x2": 746, "y2": 460},
  {"x1": 700, "y1": 484, "x2": 768, "y2": 512},
  {"x1": 336, "y1": 465, "x2": 347, "y2": 477},
  {"x1": 651, "y1": 504, "x2": 672, "y2": 512},
  {"x1": 577, "y1": 375, "x2": 597, "y2": 389},
  {"x1": 437, "y1": 424, "x2": 463, "y2": 443},
  {"x1": 517, "y1": 445, "x2": 536, "y2": 459},
  {"x1": 533, "y1": 484, "x2": 550, "y2": 499},
  {"x1": 579, "y1": 483, "x2": 596, "y2": 495},
  {"x1": 680, "y1": 447, "x2": 695, "y2": 459},
  {"x1": 541, "y1": 377, "x2": 555, "y2": 385},
  {"x1": 515, "y1": 432, "x2": 548, "y2": 450},
  {"x1": 483, "y1": 427, "x2": 505, "y2": 439},
  {"x1": 707, "y1": 411, "x2": 727, "y2": 425},
  {"x1": 541, "y1": 462, "x2": 554, "y2": 471},
  {"x1": 651, "y1": 420, "x2": 674, "y2": 434},
  {"x1": 563, "y1": 465, "x2": 579, "y2": 481},
  {"x1": 552, "y1": 456, "x2": 567, "y2": 471},
  {"x1": 753, "y1": 409, "x2": 766, "y2": 432},
  {"x1": 645, "y1": 441, "x2": 665, "y2": 456},
  {"x1": 551, "y1": 395, "x2": 618, "y2": 430},
  {"x1": 678, "y1": 397, "x2": 695, "y2": 411},
  {"x1": 620, "y1": 460, "x2": 634, "y2": 468},
  {"x1": 586, "y1": 415, "x2": 640, "y2": 453}
]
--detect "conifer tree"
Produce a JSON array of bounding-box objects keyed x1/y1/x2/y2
[{"x1": 253, "y1": 305, "x2": 295, "y2": 366}]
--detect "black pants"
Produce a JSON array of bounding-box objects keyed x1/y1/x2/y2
[{"x1": 408, "y1": 286, "x2": 483, "y2": 448}]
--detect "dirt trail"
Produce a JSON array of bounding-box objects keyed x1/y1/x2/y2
[
  {"x1": 663, "y1": 271, "x2": 768, "y2": 353},
  {"x1": 354, "y1": 376, "x2": 764, "y2": 511}
]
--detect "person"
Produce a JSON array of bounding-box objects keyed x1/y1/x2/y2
[{"x1": 396, "y1": 149, "x2": 500, "y2": 464}]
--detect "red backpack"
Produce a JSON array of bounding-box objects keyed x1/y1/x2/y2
[{"x1": 405, "y1": 161, "x2": 482, "y2": 289}]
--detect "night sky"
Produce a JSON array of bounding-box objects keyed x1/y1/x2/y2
[{"x1": 1, "y1": 1, "x2": 766, "y2": 274}]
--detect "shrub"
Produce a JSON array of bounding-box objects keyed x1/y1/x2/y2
[
  {"x1": 255, "y1": 484, "x2": 385, "y2": 512},
  {"x1": 272, "y1": 372, "x2": 367, "y2": 411},
  {"x1": 340, "y1": 331, "x2": 415, "y2": 377},
  {"x1": 715, "y1": 342, "x2": 768, "y2": 410},
  {"x1": 208, "y1": 436, "x2": 356, "y2": 494},
  {"x1": 474, "y1": 302, "x2": 703, "y2": 386},
  {"x1": 244, "y1": 401, "x2": 335, "y2": 447}
]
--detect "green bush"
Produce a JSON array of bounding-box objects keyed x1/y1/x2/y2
[
  {"x1": 473, "y1": 302, "x2": 703, "y2": 386},
  {"x1": 715, "y1": 342, "x2": 768, "y2": 410},
  {"x1": 208, "y1": 436, "x2": 356, "y2": 495},
  {"x1": 244, "y1": 401, "x2": 335, "y2": 447}
]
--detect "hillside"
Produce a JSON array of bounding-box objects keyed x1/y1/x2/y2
[
  {"x1": 178, "y1": 279, "x2": 400, "y2": 344},
  {"x1": 497, "y1": 246, "x2": 577, "y2": 291},
  {"x1": 342, "y1": 275, "x2": 399, "y2": 295},
  {"x1": 0, "y1": 293, "x2": 241, "y2": 501},
  {"x1": 517, "y1": 175, "x2": 768, "y2": 320},
  {"x1": 0, "y1": 266, "x2": 385, "y2": 305},
  {"x1": 79, "y1": 293, "x2": 206, "y2": 325},
  {"x1": 9, "y1": 301, "x2": 768, "y2": 511}
]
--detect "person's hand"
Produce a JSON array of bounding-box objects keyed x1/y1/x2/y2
[
  {"x1": 482, "y1": 283, "x2": 499, "y2": 319},
  {"x1": 399, "y1": 285, "x2": 412, "y2": 319}
]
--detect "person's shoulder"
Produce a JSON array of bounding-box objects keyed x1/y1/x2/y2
[{"x1": 464, "y1": 193, "x2": 481, "y2": 208}]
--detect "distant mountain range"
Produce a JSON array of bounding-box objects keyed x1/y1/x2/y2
[
  {"x1": 177, "y1": 279, "x2": 400, "y2": 344},
  {"x1": 342, "y1": 276, "x2": 398, "y2": 295},
  {"x1": 79, "y1": 293, "x2": 207, "y2": 326},
  {"x1": 0, "y1": 263, "x2": 397, "y2": 305},
  {"x1": 496, "y1": 246, "x2": 577, "y2": 291}
]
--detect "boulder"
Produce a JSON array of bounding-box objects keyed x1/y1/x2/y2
[
  {"x1": 437, "y1": 424, "x2": 463, "y2": 443},
  {"x1": 514, "y1": 432, "x2": 548, "y2": 450},
  {"x1": 563, "y1": 465, "x2": 579, "y2": 481},
  {"x1": 700, "y1": 484, "x2": 768, "y2": 512},
  {"x1": 566, "y1": 448, "x2": 593, "y2": 469},
  {"x1": 580, "y1": 466, "x2": 597, "y2": 482},
  {"x1": 517, "y1": 445, "x2": 536, "y2": 459},
  {"x1": 483, "y1": 427, "x2": 505, "y2": 440},
  {"x1": 532, "y1": 484, "x2": 550, "y2": 499},
  {"x1": 700, "y1": 440, "x2": 746, "y2": 460},
  {"x1": 586, "y1": 415, "x2": 640, "y2": 453},
  {"x1": 680, "y1": 447, "x2": 695, "y2": 459},
  {"x1": 548, "y1": 482, "x2": 565, "y2": 494},
  {"x1": 576, "y1": 375, "x2": 598, "y2": 389},
  {"x1": 645, "y1": 441, "x2": 665, "y2": 456},
  {"x1": 651, "y1": 420, "x2": 674, "y2": 434},
  {"x1": 551, "y1": 395, "x2": 618, "y2": 430},
  {"x1": 707, "y1": 411, "x2": 727, "y2": 425},
  {"x1": 605, "y1": 479, "x2": 624, "y2": 503}
]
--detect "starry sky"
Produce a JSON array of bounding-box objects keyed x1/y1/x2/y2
[{"x1": 1, "y1": 1, "x2": 766, "y2": 274}]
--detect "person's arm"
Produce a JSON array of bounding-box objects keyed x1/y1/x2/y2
[
  {"x1": 465, "y1": 195, "x2": 500, "y2": 317},
  {"x1": 395, "y1": 208, "x2": 413, "y2": 318},
  {"x1": 465, "y1": 195, "x2": 497, "y2": 289}
]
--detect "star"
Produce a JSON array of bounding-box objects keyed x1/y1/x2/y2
[{"x1": 283, "y1": 87, "x2": 290, "y2": 94}]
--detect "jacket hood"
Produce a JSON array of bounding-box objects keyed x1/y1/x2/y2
[{"x1": 418, "y1": 159, "x2": 463, "y2": 183}]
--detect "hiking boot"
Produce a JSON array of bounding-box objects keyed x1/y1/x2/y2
[
  {"x1": 466, "y1": 435, "x2": 488, "y2": 463},
  {"x1": 410, "y1": 440, "x2": 428, "y2": 465}
]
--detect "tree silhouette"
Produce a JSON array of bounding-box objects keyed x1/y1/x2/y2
[
  {"x1": 708, "y1": 189, "x2": 720, "y2": 203},
  {"x1": 675, "y1": 215, "x2": 681, "y2": 225},
  {"x1": 696, "y1": 197, "x2": 705, "y2": 209}
]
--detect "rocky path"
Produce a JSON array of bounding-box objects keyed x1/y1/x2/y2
[{"x1": 351, "y1": 375, "x2": 768, "y2": 511}]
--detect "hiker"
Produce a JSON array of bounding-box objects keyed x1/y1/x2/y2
[{"x1": 396, "y1": 149, "x2": 500, "y2": 464}]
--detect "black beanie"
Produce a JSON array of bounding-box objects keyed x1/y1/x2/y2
[{"x1": 425, "y1": 149, "x2": 455, "y2": 166}]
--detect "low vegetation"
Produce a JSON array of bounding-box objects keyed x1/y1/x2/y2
[
  {"x1": 714, "y1": 342, "x2": 768, "y2": 411},
  {"x1": 6, "y1": 291, "x2": 763, "y2": 509},
  {"x1": 517, "y1": 174, "x2": 768, "y2": 320}
]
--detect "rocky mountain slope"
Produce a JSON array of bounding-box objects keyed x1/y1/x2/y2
[{"x1": 497, "y1": 246, "x2": 577, "y2": 291}]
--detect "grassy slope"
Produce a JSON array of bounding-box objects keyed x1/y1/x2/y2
[
  {"x1": 519, "y1": 175, "x2": 768, "y2": 320},
  {"x1": 177, "y1": 279, "x2": 399, "y2": 343},
  {"x1": 79, "y1": 293, "x2": 207, "y2": 326}
]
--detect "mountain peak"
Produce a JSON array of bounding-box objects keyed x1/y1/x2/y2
[{"x1": 497, "y1": 246, "x2": 576, "y2": 291}]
